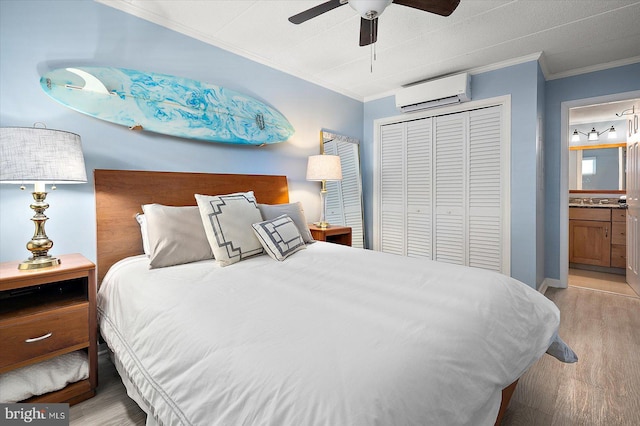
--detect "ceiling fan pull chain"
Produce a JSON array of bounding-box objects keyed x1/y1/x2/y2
[
  {"x1": 370, "y1": 17, "x2": 375, "y2": 73},
  {"x1": 369, "y1": 44, "x2": 374, "y2": 74}
]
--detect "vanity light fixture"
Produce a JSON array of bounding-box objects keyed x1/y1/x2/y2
[{"x1": 572, "y1": 125, "x2": 617, "y2": 142}]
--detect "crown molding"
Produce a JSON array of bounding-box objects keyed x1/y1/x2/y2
[{"x1": 546, "y1": 56, "x2": 640, "y2": 81}]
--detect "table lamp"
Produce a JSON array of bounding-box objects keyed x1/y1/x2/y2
[
  {"x1": 0, "y1": 126, "x2": 87, "y2": 270},
  {"x1": 306, "y1": 154, "x2": 342, "y2": 229}
]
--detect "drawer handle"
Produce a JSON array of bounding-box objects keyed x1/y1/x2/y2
[{"x1": 25, "y1": 332, "x2": 52, "y2": 343}]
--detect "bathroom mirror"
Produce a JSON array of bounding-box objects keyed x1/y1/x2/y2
[
  {"x1": 321, "y1": 130, "x2": 365, "y2": 248},
  {"x1": 569, "y1": 143, "x2": 626, "y2": 192}
]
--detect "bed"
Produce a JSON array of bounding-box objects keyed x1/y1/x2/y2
[{"x1": 95, "y1": 169, "x2": 575, "y2": 426}]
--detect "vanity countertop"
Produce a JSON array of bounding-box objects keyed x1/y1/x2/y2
[{"x1": 569, "y1": 203, "x2": 627, "y2": 209}]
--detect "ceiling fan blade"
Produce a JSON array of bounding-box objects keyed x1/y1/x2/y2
[
  {"x1": 393, "y1": 0, "x2": 460, "y2": 16},
  {"x1": 359, "y1": 17, "x2": 378, "y2": 47},
  {"x1": 288, "y1": 0, "x2": 346, "y2": 24}
]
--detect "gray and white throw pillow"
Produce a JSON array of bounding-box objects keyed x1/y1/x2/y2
[
  {"x1": 141, "y1": 204, "x2": 214, "y2": 269},
  {"x1": 252, "y1": 214, "x2": 306, "y2": 261},
  {"x1": 258, "y1": 202, "x2": 314, "y2": 243},
  {"x1": 195, "y1": 191, "x2": 264, "y2": 266}
]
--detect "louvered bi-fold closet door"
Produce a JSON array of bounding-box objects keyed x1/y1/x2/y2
[
  {"x1": 376, "y1": 104, "x2": 507, "y2": 273},
  {"x1": 433, "y1": 114, "x2": 467, "y2": 265},
  {"x1": 380, "y1": 123, "x2": 405, "y2": 255},
  {"x1": 406, "y1": 119, "x2": 432, "y2": 258},
  {"x1": 468, "y1": 106, "x2": 503, "y2": 271}
]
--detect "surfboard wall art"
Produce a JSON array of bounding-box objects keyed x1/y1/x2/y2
[{"x1": 40, "y1": 67, "x2": 295, "y2": 145}]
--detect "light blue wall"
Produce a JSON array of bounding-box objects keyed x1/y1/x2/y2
[
  {"x1": 363, "y1": 61, "x2": 542, "y2": 287},
  {"x1": 0, "y1": 0, "x2": 363, "y2": 263},
  {"x1": 2, "y1": 0, "x2": 637, "y2": 287},
  {"x1": 543, "y1": 62, "x2": 640, "y2": 280}
]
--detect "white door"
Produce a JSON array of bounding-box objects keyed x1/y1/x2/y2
[
  {"x1": 467, "y1": 106, "x2": 504, "y2": 272},
  {"x1": 374, "y1": 104, "x2": 509, "y2": 275},
  {"x1": 433, "y1": 113, "x2": 467, "y2": 265},
  {"x1": 379, "y1": 122, "x2": 405, "y2": 255},
  {"x1": 406, "y1": 119, "x2": 432, "y2": 258},
  {"x1": 627, "y1": 115, "x2": 640, "y2": 295}
]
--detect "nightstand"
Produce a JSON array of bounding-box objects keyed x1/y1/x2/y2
[
  {"x1": 308, "y1": 224, "x2": 352, "y2": 247},
  {"x1": 0, "y1": 253, "x2": 97, "y2": 405}
]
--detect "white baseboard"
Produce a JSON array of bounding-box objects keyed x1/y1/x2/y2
[{"x1": 538, "y1": 278, "x2": 561, "y2": 294}]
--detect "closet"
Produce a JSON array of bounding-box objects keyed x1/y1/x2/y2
[{"x1": 374, "y1": 104, "x2": 510, "y2": 274}]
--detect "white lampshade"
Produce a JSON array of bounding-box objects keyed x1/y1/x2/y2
[
  {"x1": 607, "y1": 126, "x2": 617, "y2": 139},
  {"x1": 587, "y1": 128, "x2": 599, "y2": 141},
  {"x1": 306, "y1": 155, "x2": 342, "y2": 181},
  {"x1": 0, "y1": 127, "x2": 87, "y2": 184}
]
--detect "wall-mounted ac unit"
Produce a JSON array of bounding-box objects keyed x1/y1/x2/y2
[{"x1": 395, "y1": 73, "x2": 471, "y2": 113}]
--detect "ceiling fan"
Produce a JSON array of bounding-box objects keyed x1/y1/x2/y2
[{"x1": 288, "y1": 0, "x2": 460, "y2": 47}]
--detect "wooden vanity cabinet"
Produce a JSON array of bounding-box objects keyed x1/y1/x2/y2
[
  {"x1": 569, "y1": 207, "x2": 628, "y2": 270},
  {"x1": 569, "y1": 209, "x2": 611, "y2": 267}
]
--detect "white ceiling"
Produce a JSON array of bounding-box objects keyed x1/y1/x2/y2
[
  {"x1": 98, "y1": 0, "x2": 640, "y2": 103},
  {"x1": 570, "y1": 99, "x2": 640, "y2": 125}
]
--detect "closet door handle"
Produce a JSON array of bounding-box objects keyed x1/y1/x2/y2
[
  {"x1": 605, "y1": 227, "x2": 608, "y2": 238},
  {"x1": 25, "y1": 332, "x2": 52, "y2": 343}
]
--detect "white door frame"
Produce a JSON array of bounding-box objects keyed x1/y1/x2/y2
[{"x1": 559, "y1": 90, "x2": 640, "y2": 288}]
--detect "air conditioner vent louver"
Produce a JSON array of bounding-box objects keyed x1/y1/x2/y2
[{"x1": 396, "y1": 73, "x2": 471, "y2": 113}]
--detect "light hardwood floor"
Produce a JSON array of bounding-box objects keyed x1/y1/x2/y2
[
  {"x1": 71, "y1": 286, "x2": 640, "y2": 425},
  {"x1": 502, "y1": 286, "x2": 640, "y2": 425},
  {"x1": 568, "y1": 268, "x2": 639, "y2": 298}
]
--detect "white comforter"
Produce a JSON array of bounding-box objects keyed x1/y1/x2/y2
[{"x1": 98, "y1": 242, "x2": 562, "y2": 426}]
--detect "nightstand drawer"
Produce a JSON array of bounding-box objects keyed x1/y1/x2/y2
[{"x1": 0, "y1": 303, "x2": 89, "y2": 370}]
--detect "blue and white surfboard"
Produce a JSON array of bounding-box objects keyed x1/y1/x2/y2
[{"x1": 40, "y1": 67, "x2": 294, "y2": 145}]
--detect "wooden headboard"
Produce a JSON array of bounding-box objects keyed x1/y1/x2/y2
[{"x1": 94, "y1": 169, "x2": 289, "y2": 284}]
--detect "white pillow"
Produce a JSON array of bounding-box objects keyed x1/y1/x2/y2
[
  {"x1": 257, "y1": 202, "x2": 314, "y2": 243},
  {"x1": 252, "y1": 215, "x2": 306, "y2": 261},
  {"x1": 195, "y1": 191, "x2": 264, "y2": 266},
  {"x1": 135, "y1": 213, "x2": 151, "y2": 256},
  {"x1": 142, "y1": 204, "x2": 214, "y2": 269}
]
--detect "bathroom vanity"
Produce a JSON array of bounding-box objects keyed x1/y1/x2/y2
[{"x1": 569, "y1": 203, "x2": 627, "y2": 273}]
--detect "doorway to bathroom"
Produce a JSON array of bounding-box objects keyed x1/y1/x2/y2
[{"x1": 562, "y1": 94, "x2": 640, "y2": 297}]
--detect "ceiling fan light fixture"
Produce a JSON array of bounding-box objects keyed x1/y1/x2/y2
[
  {"x1": 587, "y1": 127, "x2": 599, "y2": 141},
  {"x1": 349, "y1": 0, "x2": 393, "y2": 19},
  {"x1": 607, "y1": 126, "x2": 617, "y2": 139}
]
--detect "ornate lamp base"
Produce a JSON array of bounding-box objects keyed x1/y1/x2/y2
[
  {"x1": 19, "y1": 255, "x2": 61, "y2": 270},
  {"x1": 316, "y1": 183, "x2": 331, "y2": 230},
  {"x1": 18, "y1": 189, "x2": 60, "y2": 270}
]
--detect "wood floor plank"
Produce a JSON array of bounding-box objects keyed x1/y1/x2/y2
[
  {"x1": 501, "y1": 400, "x2": 553, "y2": 425},
  {"x1": 504, "y1": 286, "x2": 640, "y2": 426}
]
